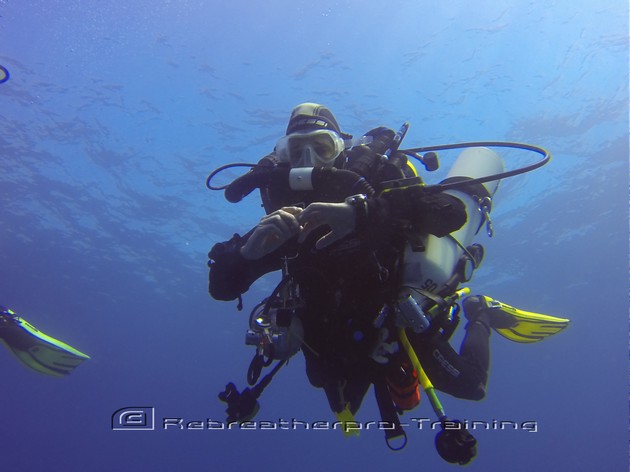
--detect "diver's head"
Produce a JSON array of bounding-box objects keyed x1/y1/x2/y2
[{"x1": 275, "y1": 103, "x2": 348, "y2": 168}]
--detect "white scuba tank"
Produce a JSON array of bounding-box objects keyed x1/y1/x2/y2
[{"x1": 397, "y1": 147, "x2": 504, "y2": 332}]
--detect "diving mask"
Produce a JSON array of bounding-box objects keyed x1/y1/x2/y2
[{"x1": 275, "y1": 129, "x2": 346, "y2": 168}]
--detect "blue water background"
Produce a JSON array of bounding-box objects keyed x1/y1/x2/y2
[{"x1": 0, "y1": 1, "x2": 627, "y2": 471}]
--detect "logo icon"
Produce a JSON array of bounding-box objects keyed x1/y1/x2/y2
[{"x1": 111, "y1": 407, "x2": 155, "y2": 431}]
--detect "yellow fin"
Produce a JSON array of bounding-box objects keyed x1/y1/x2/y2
[
  {"x1": 485, "y1": 297, "x2": 570, "y2": 343},
  {"x1": 335, "y1": 405, "x2": 361, "y2": 437}
]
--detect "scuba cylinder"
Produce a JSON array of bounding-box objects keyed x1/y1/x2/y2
[{"x1": 397, "y1": 147, "x2": 504, "y2": 330}]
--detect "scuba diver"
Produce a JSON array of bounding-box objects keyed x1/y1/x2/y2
[
  {"x1": 0, "y1": 305, "x2": 89, "y2": 377},
  {"x1": 207, "y1": 103, "x2": 569, "y2": 464}
]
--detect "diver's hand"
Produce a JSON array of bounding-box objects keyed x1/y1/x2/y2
[
  {"x1": 240, "y1": 207, "x2": 303, "y2": 260},
  {"x1": 297, "y1": 202, "x2": 356, "y2": 249}
]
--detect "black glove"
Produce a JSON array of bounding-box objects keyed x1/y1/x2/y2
[
  {"x1": 345, "y1": 145, "x2": 382, "y2": 183},
  {"x1": 346, "y1": 127, "x2": 412, "y2": 185},
  {"x1": 384, "y1": 187, "x2": 467, "y2": 237},
  {"x1": 364, "y1": 126, "x2": 396, "y2": 154}
]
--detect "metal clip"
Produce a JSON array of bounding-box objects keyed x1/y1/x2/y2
[{"x1": 476, "y1": 196, "x2": 494, "y2": 237}]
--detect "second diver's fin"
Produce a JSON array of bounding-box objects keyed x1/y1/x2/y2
[
  {"x1": 335, "y1": 404, "x2": 361, "y2": 437},
  {"x1": 465, "y1": 296, "x2": 569, "y2": 343},
  {"x1": 0, "y1": 308, "x2": 90, "y2": 377}
]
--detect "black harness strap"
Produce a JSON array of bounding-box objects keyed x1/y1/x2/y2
[{"x1": 373, "y1": 378, "x2": 407, "y2": 451}]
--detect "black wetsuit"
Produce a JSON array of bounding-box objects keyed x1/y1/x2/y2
[
  {"x1": 208, "y1": 146, "x2": 491, "y2": 412},
  {"x1": 209, "y1": 223, "x2": 400, "y2": 413}
]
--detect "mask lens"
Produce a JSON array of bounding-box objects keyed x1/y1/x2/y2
[
  {"x1": 276, "y1": 130, "x2": 343, "y2": 167},
  {"x1": 311, "y1": 134, "x2": 338, "y2": 159}
]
